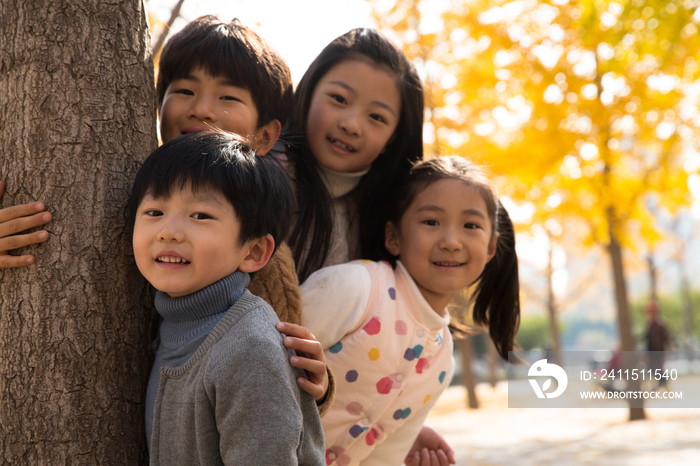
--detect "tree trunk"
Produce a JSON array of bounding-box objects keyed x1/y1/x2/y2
[
  {"x1": 546, "y1": 232, "x2": 561, "y2": 366},
  {"x1": 647, "y1": 252, "x2": 658, "y2": 302},
  {"x1": 457, "y1": 337, "x2": 479, "y2": 409},
  {"x1": 607, "y1": 214, "x2": 646, "y2": 421},
  {"x1": 0, "y1": 1, "x2": 157, "y2": 463},
  {"x1": 151, "y1": 0, "x2": 187, "y2": 59},
  {"x1": 678, "y1": 256, "x2": 695, "y2": 360},
  {"x1": 486, "y1": 337, "x2": 498, "y2": 388}
]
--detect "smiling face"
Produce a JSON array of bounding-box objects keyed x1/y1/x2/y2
[
  {"x1": 385, "y1": 179, "x2": 498, "y2": 313},
  {"x1": 305, "y1": 59, "x2": 401, "y2": 173},
  {"x1": 133, "y1": 185, "x2": 254, "y2": 298},
  {"x1": 159, "y1": 67, "x2": 271, "y2": 144}
]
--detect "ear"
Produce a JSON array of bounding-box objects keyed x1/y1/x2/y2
[
  {"x1": 384, "y1": 221, "x2": 401, "y2": 256},
  {"x1": 238, "y1": 234, "x2": 275, "y2": 273},
  {"x1": 486, "y1": 232, "x2": 499, "y2": 263},
  {"x1": 253, "y1": 119, "x2": 282, "y2": 156}
]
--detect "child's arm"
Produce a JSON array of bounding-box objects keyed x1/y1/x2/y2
[
  {"x1": 278, "y1": 263, "x2": 371, "y2": 413},
  {"x1": 0, "y1": 181, "x2": 52, "y2": 267},
  {"x1": 248, "y1": 242, "x2": 302, "y2": 324},
  {"x1": 404, "y1": 426, "x2": 456, "y2": 466},
  {"x1": 299, "y1": 262, "x2": 372, "y2": 349}
]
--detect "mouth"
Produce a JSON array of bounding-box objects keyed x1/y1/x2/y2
[
  {"x1": 180, "y1": 127, "x2": 209, "y2": 135},
  {"x1": 328, "y1": 137, "x2": 356, "y2": 152},
  {"x1": 433, "y1": 261, "x2": 465, "y2": 268},
  {"x1": 156, "y1": 255, "x2": 191, "y2": 264}
]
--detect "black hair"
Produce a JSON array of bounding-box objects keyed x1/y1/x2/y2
[
  {"x1": 156, "y1": 15, "x2": 293, "y2": 129},
  {"x1": 286, "y1": 28, "x2": 424, "y2": 283},
  {"x1": 128, "y1": 130, "x2": 293, "y2": 251},
  {"x1": 386, "y1": 156, "x2": 520, "y2": 361}
]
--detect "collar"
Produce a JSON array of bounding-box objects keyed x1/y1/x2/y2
[
  {"x1": 318, "y1": 164, "x2": 370, "y2": 199},
  {"x1": 155, "y1": 271, "x2": 250, "y2": 345},
  {"x1": 396, "y1": 261, "x2": 451, "y2": 330}
]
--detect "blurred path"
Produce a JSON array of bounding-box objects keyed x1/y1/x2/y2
[{"x1": 426, "y1": 382, "x2": 700, "y2": 465}]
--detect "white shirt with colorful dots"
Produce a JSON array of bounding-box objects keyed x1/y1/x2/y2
[{"x1": 302, "y1": 260, "x2": 455, "y2": 466}]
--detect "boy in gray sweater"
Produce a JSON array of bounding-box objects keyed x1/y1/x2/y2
[{"x1": 129, "y1": 130, "x2": 325, "y2": 465}]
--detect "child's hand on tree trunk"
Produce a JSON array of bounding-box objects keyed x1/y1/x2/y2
[{"x1": 0, "y1": 180, "x2": 52, "y2": 268}]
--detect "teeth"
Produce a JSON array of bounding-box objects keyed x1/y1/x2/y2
[
  {"x1": 434, "y1": 262, "x2": 462, "y2": 267},
  {"x1": 330, "y1": 138, "x2": 354, "y2": 152},
  {"x1": 157, "y1": 256, "x2": 190, "y2": 264}
]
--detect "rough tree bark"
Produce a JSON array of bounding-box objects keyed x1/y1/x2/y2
[{"x1": 0, "y1": 0, "x2": 157, "y2": 463}]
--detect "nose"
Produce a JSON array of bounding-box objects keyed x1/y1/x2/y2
[
  {"x1": 339, "y1": 110, "x2": 361, "y2": 137},
  {"x1": 439, "y1": 227, "x2": 462, "y2": 251},
  {"x1": 158, "y1": 218, "x2": 185, "y2": 243},
  {"x1": 189, "y1": 95, "x2": 217, "y2": 122}
]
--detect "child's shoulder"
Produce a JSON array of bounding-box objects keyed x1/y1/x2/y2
[
  {"x1": 301, "y1": 261, "x2": 378, "y2": 295},
  {"x1": 210, "y1": 291, "x2": 283, "y2": 349},
  {"x1": 352, "y1": 259, "x2": 394, "y2": 271},
  {"x1": 349, "y1": 259, "x2": 397, "y2": 283},
  {"x1": 226, "y1": 290, "x2": 280, "y2": 333},
  {"x1": 303, "y1": 259, "x2": 392, "y2": 282},
  {"x1": 206, "y1": 293, "x2": 290, "y2": 374}
]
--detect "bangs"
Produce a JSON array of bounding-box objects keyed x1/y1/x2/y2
[
  {"x1": 164, "y1": 26, "x2": 261, "y2": 92},
  {"x1": 156, "y1": 16, "x2": 293, "y2": 127},
  {"x1": 142, "y1": 153, "x2": 251, "y2": 202},
  {"x1": 129, "y1": 131, "x2": 293, "y2": 248}
]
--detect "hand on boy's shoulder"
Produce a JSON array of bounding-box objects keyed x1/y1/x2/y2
[{"x1": 276, "y1": 321, "x2": 331, "y2": 405}]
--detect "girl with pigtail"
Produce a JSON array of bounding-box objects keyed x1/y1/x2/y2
[{"x1": 284, "y1": 156, "x2": 520, "y2": 465}]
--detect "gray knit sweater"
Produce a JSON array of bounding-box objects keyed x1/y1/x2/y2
[{"x1": 147, "y1": 273, "x2": 325, "y2": 465}]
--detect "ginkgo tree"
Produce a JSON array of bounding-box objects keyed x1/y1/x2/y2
[{"x1": 371, "y1": 0, "x2": 700, "y2": 420}]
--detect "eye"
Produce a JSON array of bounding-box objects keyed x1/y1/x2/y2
[
  {"x1": 144, "y1": 210, "x2": 163, "y2": 217},
  {"x1": 173, "y1": 88, "x2": 194, "y2": 96},
  {"x1": 221, "y1": 95, "x2": 242, "y2": 102},
  {"x1": 422, "y1": 219, "x2": 439, "y2": 226},
  {"x1": 370, "y1": 113, "x2": 386, "y2": 123},
  {"x1": 464, "y1": 222, "x2": 481, "y2": 230},
  {"x1": 330, "y1": 94, "x2": 347, "y2": 105},
  {"x1": 192, "y1": 212, "x2": 212, "y2": 220}
]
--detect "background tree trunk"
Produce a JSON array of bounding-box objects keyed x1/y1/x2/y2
[
  {"x1": 607, "y1": 217, "x2": 646, "y2": 421},
  {"x1": 486, "y1": 337, "x2": 498, "y2": 389},
  {"x1": 457, "y1": 337, "x2": 479, "y2": 409},
  {"x1": 678, "y1": 255, "x2": 695, "y2": 360},
  {"x1": 0, "y1": 0, "x2": 157, "y2": 463},
  {"x1": 545, "y1": 231, "x2": 561, "y2": 366},
  {"x1": 647, "y1": 252, "x2": 658, "y2": 303},
  {"x1": 151, "y1": 0, "x2": 187, "y2": 60}
]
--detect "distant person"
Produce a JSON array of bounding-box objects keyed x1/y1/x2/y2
[
  {"x1": 599, "y1": 349, "x2": 622, "y2": 394},
  {"x1": 645, "y1": 300, "x2": 671, "y2": 389}
]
